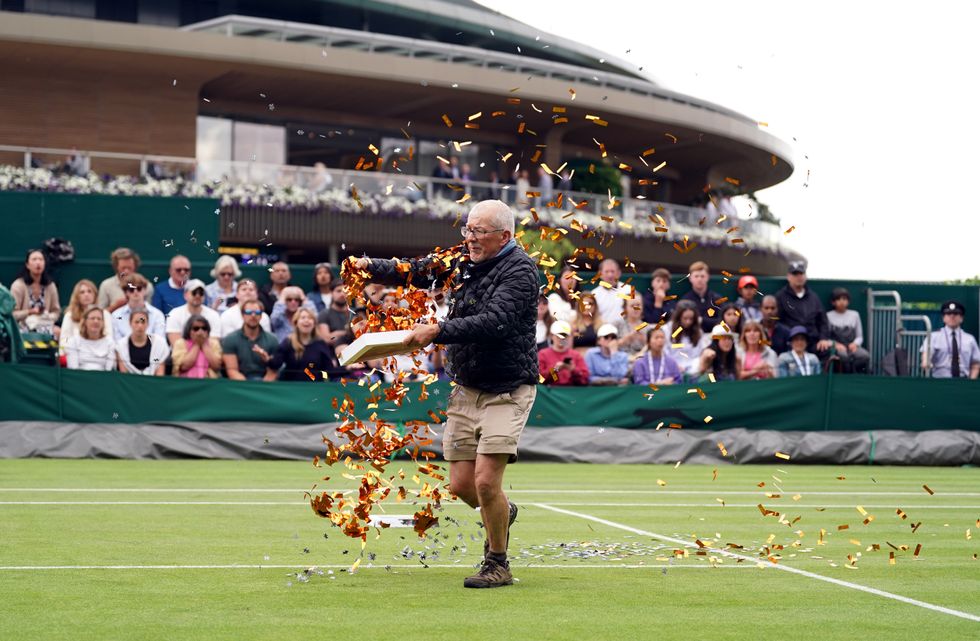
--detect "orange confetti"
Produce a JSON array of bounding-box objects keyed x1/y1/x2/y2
[
  {"x1": 441, "y1": 114, "x2": 453, "y2": 127},
  {"x1": 922, "y1": 484, "x2": 935, "y2": 495}
]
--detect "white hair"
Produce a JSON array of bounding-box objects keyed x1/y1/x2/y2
[
  {"x1": 210, "y1": 255, "x2": 242, "y2": 279},
  {"x1": 469, "y1": 199, "x2": 515, "y2": 235}
]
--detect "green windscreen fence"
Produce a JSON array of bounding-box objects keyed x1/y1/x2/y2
[{"x1": 1, "y1": 364, "x2": 977, "y2": 432}]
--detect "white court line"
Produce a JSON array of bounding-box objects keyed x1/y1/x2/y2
[
  {"x1": 535, "y1": 503, "x2": 980, "y2": 624},
  {"x1": 0, "y1": 563, "x2": 745, "y2": 571},
  {"x1": 1, "y1": 488, "x2": 978, "y2": 496},
  {"x1": 1, "y1": 501, "x2": 978, "y2": 509}
]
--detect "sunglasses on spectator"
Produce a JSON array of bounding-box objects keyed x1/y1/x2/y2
[
  {"x1": 219, "y1": 272, "x2": 234, "y2": 277},
  {"x1": 127, "y1": 286, "x2": 145, "y2": 291},
  {"x1": 191, "y1": 326, "x2": 208, "y2": 332},
  {"x1": 286, "y1": 297, "x2": 302, "y2": 302},
  {"x1": 174, "y1": 267, "x2": 191, "y2": 273},
  {"x1": 243, "y1": 310, "x2": 263, "y2": 316},
  {"x1": 600, "y1": 335, "x2": 618, "y2": 340},
  {"x1": 191, "y1": 289, "x2": 205, "y2": 296}
]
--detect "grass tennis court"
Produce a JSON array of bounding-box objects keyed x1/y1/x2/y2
[{"x1": 1, "y1": 459, "x2": 977, "y2": 640}]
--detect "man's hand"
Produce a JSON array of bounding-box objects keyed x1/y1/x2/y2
[
  {"x1": 401, "y1": 323, "x2": 441, "y2": 349},
  {"x1": 251, "y1": 344, "x2": 270, "y2": 362},
  {"x1": 816, "y1": 339, "x2": 833, "y2": 352},
  {"x1": 847, "y1": 342, "x2": 859, "y2": 354},
  {"x1": 352, "y1": 256, "x2": 371, "y2": 270}
]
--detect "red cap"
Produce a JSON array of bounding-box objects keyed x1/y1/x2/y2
[{"x1": 737, "y1": 275, "x2": 758, "y2": 289}]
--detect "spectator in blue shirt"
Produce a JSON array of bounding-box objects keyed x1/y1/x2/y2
[
  {"x1": 777, "y1": 325, "x2": 822, "y2": 377},
  {"x1": 152, "y1": 255, "x2": 192, "y2": 316},
  {"x1": 585, "y1": 323, "x2": 630, "y2": 385}
]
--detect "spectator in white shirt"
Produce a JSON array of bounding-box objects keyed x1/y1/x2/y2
[
  {"x1": 826, "y1": 287, "x2": 870, "y2": 374},
  {"x1": 204, "y1": 255, "x2": 240, "y2": 313},
  {"x1": 116, "y1": 309, "x2": 169, "y2": 375},
  {"x1": 218, "y1": 278, "x2": 271, "y2": 338},
  {"x1": 60, "y1": 279, "x2": 111, "y2": 355},
  {"x1": 666, "y1": 300, "x2": 711, "y2": 382},
  {"x1": 166, "y1": 279, "x2": 221, "y2": 346},
  {"x1": 591, "y1": 259, "x2": 630, "y2": 324},
  {"x1": 111, "y1": 273, "x2": 166, "y2": 342},
  {"x1": 65, "y1": 306, "x2": 115, "y2": 371},
  {"x1": 547, "y1": 266, "x2": 579, "y2": 323}
]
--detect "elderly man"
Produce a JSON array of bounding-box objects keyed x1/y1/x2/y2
[
  {"x1": 152, "y1": 255, "x2": 192, "y2": 316},
  {"x1": 218, "y1": 278, "x2": 272, "y2": 338},
  {"x1": 537, "y1": 320, "x2": 589, "y2": 386},
  {"x1": 165, "y1": 279, "x2": 221, "y2": 346},
  {"x1": 922, "y1": 300, "x2": 980, "y2": 379},
  {"x1": 97, "y1": 247, "x2": 154, "y2": 313},
  {"x1": 259, "y1": 262, "x2": 292, "y2": 315},
  {"x1": 591, "y1": 258, "x2": 631, "y2": 324},
  {"x1": 352, "y1": 199, "x2": 538, "y2": 589},
  {"x1": 774, "y1": 261, "x2": 832, "y2": 356}
]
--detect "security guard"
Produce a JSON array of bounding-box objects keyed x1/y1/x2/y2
[{"x1": 921, "y1": 300, "x2": 980, "y2": 379}]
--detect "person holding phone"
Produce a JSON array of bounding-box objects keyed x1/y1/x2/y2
[{"x1": 537, "y1": 321, "x2": 589, "y2": 386}]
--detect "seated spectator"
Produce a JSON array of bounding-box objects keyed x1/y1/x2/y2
[
  {"x1": 308, "y1": 262, "x2": 335, "y2": 313},
  {"x1": 682, "y1": 260, "x2": 721, "y2": 332},
  {"x1": 719, "y1": 302, "x2": 744, "y2": 338},
  {"x1": 270, "y1": 308, "x2": 347, "y2": 382},
  {"x1": 538, "y1": 320, "x2": 589, "y2": 386},
  {"x1": 585, "y1": 324, "x2": 630, "y2": 385},
  {"x1": 270, "y1": 286, "x2": 318, "y2": 341},
  {"x1": 591, "y1": 259, "x2": 630, "y2": 324},
  {"x1": 97, "y1": 247, "x2": 154, "y2": 313},
  {"x1": 777, "y1": 326, "x2": 822, "y2": 377},
  {"x1": 641, "y1": 267, "x2": 675, "y2": 325},
  {"x1": 115, "y1": 309, "x2": 169, "y2": 376},
  {"x1": 571, "y1": 292, "x2": 602, "y2": 349},
  {"x1": 166, "y1": 279, "x2": 221, "y2": 346},
  {"x1": 535, "y1": 295, "x2": 552, "y2": 349},
  {"x1": 60, "y1": 279, "x2": 111, "y2": 354},
  {"x1": 775, "y1": 261, "x2": 832, "y2": 357},
  {"x1": 171, "y1": 315, "x2": 223, "y2": 378},
  {"x1": 221, "y1": 300, "x2": 279, "y2": 381},
  {"x1": 738, "y1": 320, "x2": 777, "y2": 380},
  {"x1": 64, "y1": 306, "x2": 115, "y2": 371},
  {"x1": 614, "y1": 297, "x2": 648, "y2": 356},
  {"x1": 825, "y1": 287, "x2": 870, "y2": 374},
  {"x1": 921, "y1": 300, "x2": 980, "y2": 379},
  {"x1": 547, "y1": 266, "x2": 579, "y2": 323},
  {"x1": 205, "y1": 255, "x2": 240, "y2": 313},
  {"x1": 11, "y1": 249, "x2": 60, "y2": 334},
  {"x1": 632, "y1": 327, "x2": 682, "y2": 386},
  {"x1": 219, "y1": 278, "x2": 272, "y2": 338},
  {"x1": 735, "y1": 275, "x2": 763, "y2": 322},
  {"x1": 760, "y1": 294, "x2": 791, "y2": 354},
  {"x1": 665, "y1": 301, "x2": 711, "y2": 382},
  {"x1": 700, "y1": 324, "x2": 741, "y2": 381},
  {"x1": 427, "y1": 346, "x2": 451, "y2": 381},
  {"x1": 152, "y1": 255, "x2": 193, "y2": 316},
  {"x1": 259, "y1": 262, "x2": 293, "y2": 315},
  {"x1": 111, "y1": 273, "x2": 166, "y2": 342},
  {"x1": 317, "y1": 280, "x2": 353, "y2": 347}
]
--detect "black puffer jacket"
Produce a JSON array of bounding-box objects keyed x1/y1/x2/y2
[{"x1": 369, "y1": 245, "x2": 539, "y2": 393}]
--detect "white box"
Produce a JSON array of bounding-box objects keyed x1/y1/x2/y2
[{"x1": 339, "y1": 330, "x2": 415, "y2": 366}]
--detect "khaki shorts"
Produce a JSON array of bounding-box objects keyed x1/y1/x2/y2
[{"x1": 443, "y1": 384, "x2": 537, "y2": 463}]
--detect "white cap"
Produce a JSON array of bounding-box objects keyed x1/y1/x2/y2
[
  {"x1": 597, "y1": 323, "x2": 619, "y2": 338},
  {"x1": 711, "y1": 323, "x2": 734, "y2": 339},
  {"x1": 550, "y1": 320, "x2": 572, "y2": 337},
  {"x1": 184, "y1": 278, "x2": 207, "y2": 292}
]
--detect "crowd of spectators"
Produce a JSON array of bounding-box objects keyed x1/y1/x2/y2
[{"x1": 4, "y1": 247, "x2": 979, "y2": 383}]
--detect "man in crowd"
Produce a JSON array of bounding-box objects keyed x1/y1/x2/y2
[
  {"x1": 111, "y1": 273, "x2": 166, "y2": 341},
  {"x1": 165, "y1": 279, "x2": 221, "y2": 346},
  {"x1": 221, "y1": 299, "x2": 279, "y2": 381},
  {"x1": 774, "y1": 261, "x2": 832, "y2": 358},
  {"x1": 585, "y1": 324, "x2": 630, "y2": 385},
  {"x1": 760, "y1": 294, "x2": 790, "y2": 354},
  {"x1": 152, "y1": 255, "x2": 192, "y2": 316},
  {"x1": 591, "y1": 258, "x2": 630, "y2": 324},
  {"x1": 921, "y1": 300, "x2": 980, "y2": 379},
  {"x1": 219, "y1": 278, "x2": 271, "y2": 338},
  {"x1": 352, "y1": 199, "x2": 537, "y2": 589},
  {"x1": 734, "y1": 275, "x2": 763, "y2": 322},
  {"x1": 316, "y1": 280, "x2": 353, "y2": 347},
  {"x1": 642, "y1": 267, "x2": 675, "y2": 325},
  {"x1": 777, "y1": 326, "x2": 822, "y2": 377},
  {"x1": 259, "y1": 262, "x2": 293, "y2": 314},
  {"x1": 537, "y1": 321, "x2": 589, "y2": 386},
  {"x1": 682, "y1": 261, "x2": 721, "y2": 331},
  {"x1": 97, "y1": 247, "x2": 154, "y2": 313}
]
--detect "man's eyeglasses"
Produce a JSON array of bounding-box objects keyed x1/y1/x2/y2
[
  {"x1": 174, "y1": 267, "x2": 191, "y2": 273},
  {"x1": 242, "y1": 310, "x2": 263, "y2": 316},
  {"x1": 190, "y1": 326, "x2": 208, "y2": 332},
  {"x1": 460, "y1": 226, "x2": 503, "y2": 239}
]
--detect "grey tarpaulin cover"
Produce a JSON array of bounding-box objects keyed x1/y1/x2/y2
[{"x1": 1, "y1": 422, "x2": 978, "y2": 465}]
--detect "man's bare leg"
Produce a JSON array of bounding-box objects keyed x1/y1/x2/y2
[
  {"x1": 448, "y1": 460, "x2": 478, "y2": 508},
  {"x1": 474, "y1": 453, "x2": 510, "y2": 554}
]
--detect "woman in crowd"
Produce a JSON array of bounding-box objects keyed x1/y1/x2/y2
[
  {"x1": 270, "y1": 286, "x2": 317, "y2": 341},
  {"x1": 700, "y1": 324, "x2": 741, "y2": 381},
  {"x1": 171, "y1": 315, "x2": 223, "y2": 378},
  {"x1": 719, "y1": 302, "x2": 744, "y2": 338},
  {"x1": 570, "y1": 292, "x2": 602, "y2": 349},
  {"x1": 307, "y1": 262, "x2": 334, "y2": 313},
  {"x1": 535, "y1": 294, "x2": 552, "y2": 349},
  {"x1": 59, "y1": 279, "x2": 111, "y2": 354},
  {"x1": 632, "y1": 327, "x2": 682, "y2": 386},
  {"x1": 614, "y1": 297, "x2": 648, "y2": 356},
  {"x1": 116, "y1": 309, "x2": 169, "y2": 376},
  {"x1": 11, "y1": 249, "x2": 61, "y2": 334},
  {"x1": 205, "y1": 255, "x2": 241, "y2": 313},
  {"x1": 64, "y1": 306, "x2": 115, "y2": 371},
  {"x1": 826, "y1": 287, "x2": 870, "y2": 374},
  {"x1": 666, "y1": 300, "x2": 710, "y2": 381},
  {"x1": 270, "y1": 308, "x2": 347, "y2": 381},
  {"x1": 738, "y1": 320, "x2": 777, "y2": 380},
  {"x1": 547, "y1": 266, "x2": 578, "y2": 323}
]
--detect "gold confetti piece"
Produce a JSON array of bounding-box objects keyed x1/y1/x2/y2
[
  {"x1": 507, "y1": 97, "x2": 521, "y2": 104},
  {"x1": 856, "y1": 506, "x2": 867, "y2": 516},
  {"x1": 712, "y1": 469, "x2": 718, "y2": 481},
  {"x1": 554, "y1": 117, "x2": 568, "y2": 124},
  {"x1": 792, "y1": 494, "x2": 802, "y2": 501},
  {"x1": 895, "y1": 509, "x2": 907, "y2": 520},
  {"x1": 771, "y1": 154, "x2": 778, "y2": 166},
  {"x1": 775, "y1": 452, "x2": 791, "y2": 460},
  {"x1": 836, "y1": 476, "x2": 846, "y2": 481},
  {"x1": 717, "y1": 442, "x2": 728, "y2": 457},
  {"x1": 967, "y1": 529, "x2": 972, "y2": 540},
  {"x1": 368, "y1": 143, "x2": 379, "y2": 155},
  {"x1": 758, "y1": 121, "x2": 769, "y2": 127},
  {"x1": 441, "y1": 114, "x2": 453, "y2": 127},
  {"x1": 665, "y1": 133, "x2": 678, "y2": 143},
  {"x1": 455, "y1": 194, "x2": 471, "y2": 204},
  {"x1": 674, "y1": 460, "x2": 682, "y2": 469},
  {"x1": 913, "y1": 543, "x2": 922, "y2": 557},
  {"x1": 784, "y1": 225, "x2": 796, "y2": 235},
  {"x1": 724, "y1": 177, "x2": 740, "y2": 186},
  {"x1": 703, "y1": 416, "x2": 713, "y2": 424},
  {"x1": 468, "y1": 111, "x2": 482, "y2": 121},
  {"x1": 652, "y1": 161, "x2": 667, "y2": 172},
  {"x1": 716, "y1": 498, "x2": 725, "y2": 506},
  {"x1": 656, "y1": 479, "x2": 667, "y2": 487},
  {"x1": 838, "y1": 524, "x2": 849, "y2": 531},
  {"x1": 889, "y1": 552, "x2": 896, "y2": 565},
  {"x1": 922, "y1": 484, "x2": 935, "y2": 495}
]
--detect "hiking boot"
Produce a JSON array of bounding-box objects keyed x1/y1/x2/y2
[
  {"x1": 463, "y1": 556, "x2": 513, "y2": 589},
  {"x1": 483, "y1": 501, "x2": 519, "y2": 557}
]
